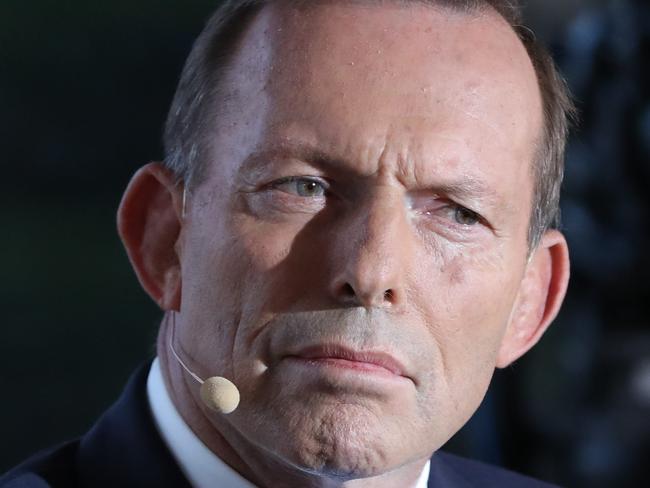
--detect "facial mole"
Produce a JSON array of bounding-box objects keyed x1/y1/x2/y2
[{"x1": 447, "y1": 260, "x2": 466, "y2": 286}]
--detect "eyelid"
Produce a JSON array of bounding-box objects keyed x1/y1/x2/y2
[
  {"x1": 449, "y1": 203, "x2": 486, "y2": 225},
  {"x1": 410, "y1": 194, "x2": 487, "y2": 225},
  {"x1": 266, "y1": 176, "x2": 331, "y2": 196},
  {"x1": 408, "y1": 193, "x2": 470, "y2": 211},
  {"x1": 270, "y1": 175, "x2": 329, "y2": 187}
]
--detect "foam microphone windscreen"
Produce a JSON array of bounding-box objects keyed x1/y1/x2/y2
[{"x1": 200, "y1": 376, "x2": 240, "y2": 414}]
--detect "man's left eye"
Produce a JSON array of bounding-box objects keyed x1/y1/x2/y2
[
  {"x1": 272, "y1": 177, "x2": 328, "y2": 197},
  {"x1": 425, "y1": 203, "x2": 482, "y2": 227},
  {"x1": 452, "y1": 206, "x2": 481, "y2": 226}
]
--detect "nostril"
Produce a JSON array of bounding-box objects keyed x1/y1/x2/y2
[
  {"x1": 342, "y1": 283, "x2": 356, "y2": 298},
  {"x1": 335, "y1": 283, "x2": 397, "y2": 307}
]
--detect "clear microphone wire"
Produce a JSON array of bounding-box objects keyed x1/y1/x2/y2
[{"x1": 169, "y1": 312, "x2": 205, "y2": 385}]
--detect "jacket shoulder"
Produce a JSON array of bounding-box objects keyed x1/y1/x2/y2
[
  {"x1": 0, "y1": 474, "x2": 51, "y2": 488},
  {"x1": 0, "y1": 441, "x2": 79, "y2": 488},
  {"x1": 431, "y1": 451, "x2": 559, "y2": 487}
]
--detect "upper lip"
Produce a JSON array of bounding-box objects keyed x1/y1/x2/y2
[{"x1": 285, "y1": 344, "x2": 409, "y2": 378}]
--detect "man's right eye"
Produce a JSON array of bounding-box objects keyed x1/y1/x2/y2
[{"x1": 271, "y1": 177, "x2": 328, "y2": 198}]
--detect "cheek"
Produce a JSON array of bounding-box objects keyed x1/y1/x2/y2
[
  {"x1": 229, "y1": 211, "x2": 341, "y2": 315},
  {"x1": 184, "y1": 208, "x2": 297, "y2": 305},
  {"x1": 231, "y1": 211, "x2": 305, "y2": 272},
  {"x1": 176, "y1": 211, "x2": 270, "y2": 371},
  {"x1": 415, "y1": 239, "x2": 520, "y2": 327},
  {"x1": 180, "y1": 211, "x2": 311, "y2": 373},
  {"x1": 412, "y1": 244, "x2": 522, "y2": 419}
]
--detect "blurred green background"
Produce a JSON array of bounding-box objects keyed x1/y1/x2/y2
[{"x1": 1, "y1": 0, "x2": 219, "y2": 467}]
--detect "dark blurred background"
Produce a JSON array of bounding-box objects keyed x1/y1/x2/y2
[{"x1": 1, "y1": 1, "x2": 648, "y2": 486}]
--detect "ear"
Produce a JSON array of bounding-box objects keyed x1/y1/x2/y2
[
  {"x1": 117, "y1": 162, "x2": 184, "y2": 311},
  {"x1": 496, "y1": 229, "x2": 570, "y2": 368}
]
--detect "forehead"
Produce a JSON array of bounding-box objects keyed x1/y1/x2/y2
[{"x1": 217, "y1": 1, "x2": 542, "y2": 201}]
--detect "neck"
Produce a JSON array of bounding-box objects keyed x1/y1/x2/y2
[{"x1": 156, "y1": 316, "x2": 429, "y2": 488}]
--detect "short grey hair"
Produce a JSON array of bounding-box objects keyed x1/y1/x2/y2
[{"x1": 163, "y1": 0, "x2": 575, "y2": 248}]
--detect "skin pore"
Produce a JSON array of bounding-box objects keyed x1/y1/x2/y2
[{"x1": 118, "y1": 2, "x2": 570, "y2": 487}]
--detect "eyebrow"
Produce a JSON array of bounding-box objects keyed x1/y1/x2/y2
[
  {"x1": 423, "y1": 177, "x2": 499, "y2": 203},
  {"x1": 238, "y1": 141, "x2": 346, "y2": 178}
]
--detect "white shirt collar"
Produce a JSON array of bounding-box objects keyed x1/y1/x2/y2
[
  {"x1": 147, "y1": 358, "x2": 256, "y2": 488},
  {"x1": 147, "y1": 358, "x2": 430, "y2": 488}
]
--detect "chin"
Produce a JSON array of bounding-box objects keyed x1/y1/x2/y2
[{"x1": 266, "y1": 400, "x2": 402, "y2": 479}]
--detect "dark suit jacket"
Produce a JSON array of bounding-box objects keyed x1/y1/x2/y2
[{"x1": 0, "y1": 363, "x2": 558, "y2": 487}]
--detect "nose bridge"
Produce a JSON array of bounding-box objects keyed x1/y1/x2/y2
[
  {"x1": 359, "y1": 192, "x2": 403, "y2": 265},
  {"x1": 333, "y1": 189, "x2": 410, "y2": 308}
]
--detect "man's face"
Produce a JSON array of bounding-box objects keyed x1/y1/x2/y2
[{"x1": 177, "y1": 2, "x2": 542, "y2": 478}]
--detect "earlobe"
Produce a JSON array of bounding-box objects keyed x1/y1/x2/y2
[
  {"x1": 496, "y1": 230, "x2": 570, "y2": 368},
  {"x1": 117, "y1": 162, "x2": 184, "y2": 311}
]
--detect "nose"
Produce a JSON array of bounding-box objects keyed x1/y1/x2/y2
[{"x1": 329, "y1": 193, "x2": 410, "y2": 309}]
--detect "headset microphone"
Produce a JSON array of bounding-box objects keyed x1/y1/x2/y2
[{"x1": 168, "y1": 313, "x2": 240, "y2": 414}]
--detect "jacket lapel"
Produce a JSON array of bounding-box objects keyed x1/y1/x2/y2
[
  {"x1": 427, "y1": 452, "x2": 474, "y2": 488},
  {"x1": 76, "y1": 361, "x2": 191, "y2": 488}
]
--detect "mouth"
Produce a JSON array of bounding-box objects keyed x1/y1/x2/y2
[{"x1": 283, "y1": 344, "x2": 410, "y2": 380}]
